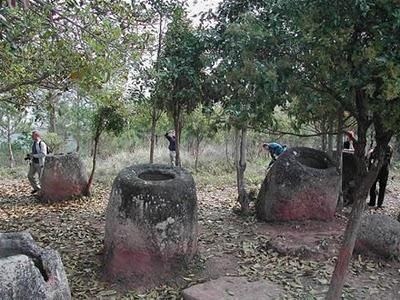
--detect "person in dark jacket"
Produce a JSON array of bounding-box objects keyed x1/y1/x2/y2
[
  {"x1": 368, "y1": 145, "x2": 393, "y2": 209},
  {"x1": 343, "y1": 130, "x2": 355, "y2": 150},
  {"x1": 165, "y1": 130, "x2": 176, "y2": 166}
]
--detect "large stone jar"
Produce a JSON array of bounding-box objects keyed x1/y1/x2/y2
[
  {"x1": 256, "y1": 147, "x2": 340, "y2": 222},
  {"x1": 40, "y1": 153, "x2": 88, "y2": 202},
  {"x1": 104, "y1": 164, "x2": 198, "y2": 288},
  {"x1": 0, "y1": 231, "x2": 71, "y2": 300}
]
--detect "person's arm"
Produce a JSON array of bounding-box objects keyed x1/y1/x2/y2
[
  {"x1": 269, "y1": 150, "x2": 276, "y2": 160},
  {"x1": 165, "y1": 132, "x2": 172, "y2": 141},
  {"x1": 32, "y1": 142, "x2": 47, "y2": 158}
]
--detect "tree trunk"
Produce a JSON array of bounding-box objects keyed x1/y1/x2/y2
[
  {"x1": 235, "y1": 126, "x2": 249, "y2": 214},
  {"x1": 327, "y1": 92, "x2": 392, "y2": 299},
  {"x1": 336, "y1": 109, "x2": 344, "y2": 210},
  {"x1": 328, "y1": 121, "x2": 334, "y2": 157},
  {"x1": 7, "y1": 117, "x2": 15, "y2": 168},
  {"x1": 194, "y1": 136, "x2": 202, "y2": 172},
  {"x1": 321, "y1": 134, "x2": 327, "y2": 152},
  {"x1": 173, "y1": 106, "x2": 182, "y2": 168},
  {"x1": 225, "y1": 131, "x2": 233, "y2": 169},
  {"x1": 7, "y1": 0, "x2": 16, "y2": 8},
  {"x1": 149, "y1": 12, "x2": 164, "y2": 163},
  {"x1": 149, "y1": 105, "x2": 157, "y2": 163},
  {"x1": 84, "y1": 130, "x2": 101, "y2": 196},
  {"x1": 75, "y1": 136, "x2": 80, "y2": 153},
  {"x1": 48, "y1": 93, "x2": 58, "y2": 133}
]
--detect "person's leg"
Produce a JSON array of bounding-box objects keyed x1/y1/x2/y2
[
  {"x1": 28, "y1": 163, "x2": 40, "y2": 191},
  {"x1": 169, "y1": 151, "x2": 175, "y2": 166},
  {"x1": 377, "y1": 168, "x2": 389, "y2": 208},
  {"x1": 368, "y1": 179, "x2": 377, "y2": 207}
]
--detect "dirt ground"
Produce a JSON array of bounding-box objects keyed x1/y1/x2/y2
[{"x1": 1, "y1": 176, "x2": 400, "y2": 299}]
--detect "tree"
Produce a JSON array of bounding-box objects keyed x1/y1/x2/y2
[
  {"x1": 212, "y1": 0, "x2": 399, "y2": 295},
  {"x1": 154, "y1": 7, "x2": 205, "y2": 167},
  {"x1": 185, "y1": 104, "x2": 221, "y2": 171},
  {"x1": 210, "y1": 9, "x2": 283, "y2": 214},
  {"x1": 229, "y1": 0, "x2": 400, "y2": 297},
  {"x1": 1, "y1": 0, "x2": 148, "y2": 107},
  {"x1": 0, "y1": 103, "x2": 30, "y2": 167},
  {"x1": 146, "y1": 0, "x2": 186, "y2": 164},
  {"x1": 85, "y1": 93, "x2": 128, "y2": 195}
]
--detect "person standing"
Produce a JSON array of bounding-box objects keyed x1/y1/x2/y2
[
  {"x1": 165, "y1": 130, "x2": 176, "y2": 166},
  {"x1": 344, "y1": 130, "x2": 356, "y2": 150},
  {"x1": 27, "y1": 130, "x2": 47, "y2": 194},
  {"x1": 368, "y1": 145, "x2": 393, "y2": 208}
]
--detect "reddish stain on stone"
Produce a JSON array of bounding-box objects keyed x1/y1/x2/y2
[
  {"x1": 42, "y1": 178, "x2": 85, "y2": 201},
  {"x1": 272, "y1": 189, "x2": 336, "y2": 221},
  {"x1": 105, "y1": 244, "x2": 196, "y2": 287}
]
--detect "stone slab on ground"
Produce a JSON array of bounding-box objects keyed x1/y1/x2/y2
[{"x1": 182, "y1": 276, "x2": 284, "y2": 300}]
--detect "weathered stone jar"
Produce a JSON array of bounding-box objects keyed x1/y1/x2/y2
[
  {"x1": 40, "y1": 153, "x2": 88, "y2": 202},
  {"x1": 104, "y1": 164, "x2": 198, "y2": 288},
  {"x1": 256, "y1": 147, "x2": 340, "y2": 222},
  {"x1": 0, "y1": 231, "x2": 71, "y2": 300},
  {"x1": 355, "y1": 214, "x2": 400, "y2": 259}
]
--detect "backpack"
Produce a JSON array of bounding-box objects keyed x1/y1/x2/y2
[{"x1": 39, "y1": 141, "x2": 52, "y2": 155}]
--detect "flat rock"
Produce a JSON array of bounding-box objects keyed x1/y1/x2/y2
[{"x1": 182, "y1": 276, "x2": 284, "y2": 300}]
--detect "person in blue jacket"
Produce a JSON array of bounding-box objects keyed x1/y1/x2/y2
[{"x1": 263, "y1": 142, "x2": 287, "y2": 167}]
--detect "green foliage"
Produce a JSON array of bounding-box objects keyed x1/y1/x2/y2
[
  {"x1": 42, "y1": 132, "x2": 63, "y2": 153},
  {"x1": 210, "y1": 10, "x2": 284, "y2": 129},
  {"x1": 154, "y1": 7, "x2": 205, "y2": 117},
  {"x1": 185, "y1": 104, "x2": 221, "y2": 143},
  {"x1": 0, "y1": 1, "x2": 145, "y2": 106},
  {"x1": 93, "y1": 102, "x2": 128, "y2": 138}
]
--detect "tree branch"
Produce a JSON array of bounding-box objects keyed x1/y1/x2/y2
[{"x1": 0, "y1": 73, "x2": 49, "y2": 94}]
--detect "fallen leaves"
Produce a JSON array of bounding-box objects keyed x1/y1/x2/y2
[{"x1": 1, "y1": 178, "x2": 400, "y2": 299}]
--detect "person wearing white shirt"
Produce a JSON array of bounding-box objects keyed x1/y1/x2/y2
[{"x1": 27, "y1": 130, "x2": 47, "y2": 194}]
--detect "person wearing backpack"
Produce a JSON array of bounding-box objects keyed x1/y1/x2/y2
[{"x1": 26, "y1": 130, "x2": 48, "y2": 194}]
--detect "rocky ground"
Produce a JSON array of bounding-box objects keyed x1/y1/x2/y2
[{"x1": 1, "y1": 176, "x2": 400, "y2": 299}]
